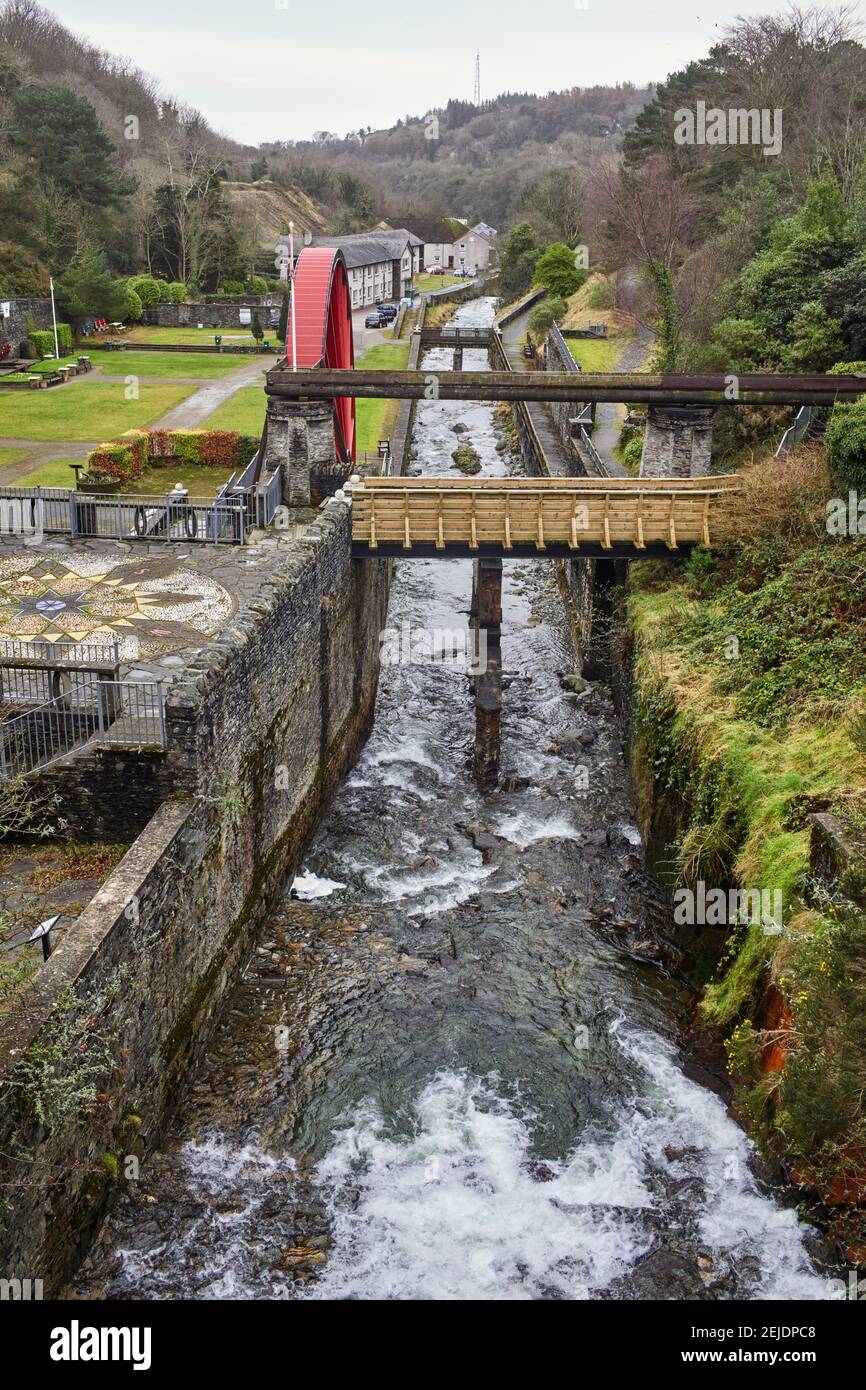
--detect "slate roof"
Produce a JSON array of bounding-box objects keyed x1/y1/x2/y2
[
  {"x1": 385, "y1": 216, "x2": 462, "y2": 246},
  {"x1": 308, "y1": 229, "x2": 418, "y2": 268}
]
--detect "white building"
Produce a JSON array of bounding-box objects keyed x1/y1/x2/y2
[{"x1": 305, "y1": 230, "x2": 422, "y2": 308}]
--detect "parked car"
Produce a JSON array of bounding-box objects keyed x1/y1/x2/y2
[
  {"x1": 365, "y1": 312, "x2": 385, "y2": 328},
  {"x1": 376, "y1": 303, "x2": 398, "y2": 320}
]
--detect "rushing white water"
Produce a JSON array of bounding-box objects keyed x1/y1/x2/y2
[
  {"x1": 75, "y1": 295, "x2": 841, "y2": 1305},
  {"x1": 304, "y1": 1025, "x2": 836, "y2": 1302}
]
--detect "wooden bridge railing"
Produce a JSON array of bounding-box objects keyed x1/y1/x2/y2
[{"x1": 350, "y1": 475, "x2": 741, "y2": 558}]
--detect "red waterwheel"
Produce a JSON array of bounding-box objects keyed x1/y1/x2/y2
[{"x1": 287, "y1": 246, "x2": 355, "y2": 464}]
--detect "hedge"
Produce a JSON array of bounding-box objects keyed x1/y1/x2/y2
[
  {"x1": 86, "y1": 429, "x2": 260, "y2": 483},
  {"x1": 29, "y1": 324, "x2": 73, "y2": 357}
]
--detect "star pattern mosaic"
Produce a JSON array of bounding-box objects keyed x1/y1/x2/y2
[{"x1": 0, "y1": 551, "x2": 235, "y2": 659}]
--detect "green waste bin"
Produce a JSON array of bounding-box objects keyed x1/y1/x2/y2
[{"x1": 214, "y1": 334, "x2": 222, "y2": 347}]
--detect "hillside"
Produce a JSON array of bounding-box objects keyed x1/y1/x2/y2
[
  {"x1": 0, "y1": 0, "x2": 329, "y2": 292},
  {"x1": 221, "y1": 180, "x2": 329, "y2": 258},
  {"x1": 265, "y1": 85, "x2": 653, "y2": 230}
]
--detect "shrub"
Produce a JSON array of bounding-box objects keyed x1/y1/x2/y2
[
  {"x1": 583, "y1": 275, "x2": 615, "y2": 310},
  {"x1": 528, "y1": 297, "x2": 567, "y2": 336},
  {"x1": 122, "y1": 285, "x2": 143, "y2": 323},
  {"x1": 222, "y1": 279, "x2": 245, "y2": 296},
  {"x1": 86, "y1": 429, "x2": 260, "y2": 481},
  {"x1": 825, "y1": 399, "x2": 866, "y2": 490},
  {"x1": 247, "y1": 276, "x2": 268, "y2": 295},
  {"x1": 533, "y1": 242, "x2": 585, "y2": 299},
  {"x1": 165, "y1": 282, "x2": 187, "y2": 303},
  {"x1": 86, "y1": 443, "x2": 138, "y2": 483},
  {"x1": 622, "y1": 434, "x2": 643, "y2": 472},
  {"x1": 29, "y1": 324, "x2": 73, "y2": 357},
  {"x1": 127, "y1": 275, "x2": 162, "y2": 311}
]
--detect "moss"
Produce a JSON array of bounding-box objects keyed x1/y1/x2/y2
[
  {"x1": 627, "y1": 519, "x2": 866, "y2": 1202},
  {"x1": 451, "y1": 442, "x2": 481, "y2": 475},
  {"x1": 99, "y1": 1152, "x2": 119, "y2": 1180}
]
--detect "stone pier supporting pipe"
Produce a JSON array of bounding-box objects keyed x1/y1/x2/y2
[
  {"x1": 639, "y1": 406, "x2": 714, "y2": 479},
  {"x1": 453, "y1": 346, "x2": 464, "y2": 372},
  {"x1": 472, "y1": 557, "x2": 502, "y2": 786},
  {"x1": 263, "y1": 395, "x2": 350, "y2": 507}
]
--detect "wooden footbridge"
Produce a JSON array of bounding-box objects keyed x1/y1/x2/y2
[{"x1": 349, "y1": 475, "x2": 740, "y2": 559}]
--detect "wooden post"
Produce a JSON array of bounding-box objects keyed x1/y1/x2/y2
[{"x1": 472, "y1": 557, "x2": 502, "y2": 785}]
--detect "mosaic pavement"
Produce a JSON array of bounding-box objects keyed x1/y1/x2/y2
[{"x1": 0, "y1": 549, "x2": 235, "y2": 661}]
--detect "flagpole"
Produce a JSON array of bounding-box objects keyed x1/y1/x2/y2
[
  {"x1": 289, "y1": 220, "x2": 297, "y2": 373},
  {"x1": 49, "y1": 276, "x2": 60, "y2": 358}
]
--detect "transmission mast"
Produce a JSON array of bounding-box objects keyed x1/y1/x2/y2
[{"x1": 473, "y1": 51, "x2": 481, "y2": 106}]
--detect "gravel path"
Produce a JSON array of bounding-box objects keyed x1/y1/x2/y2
[
  {"x1": 150, "y1": 354, "x2": 277, "y2": 431},
  {"x1": 589, "y1": 322, "x2": 654, "y2": 475}
]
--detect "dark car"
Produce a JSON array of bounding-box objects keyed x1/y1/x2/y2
[
  {"x1": 376, "y1": 303, "x2": 398, "y2": 320},
  {"x1": 365, "y1": 312, "x2": 385, "y2": 328}
]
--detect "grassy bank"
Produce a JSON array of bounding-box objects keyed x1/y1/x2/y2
[{"x1": 626, "y1": 446, "x2": 866, "y2": 1210}]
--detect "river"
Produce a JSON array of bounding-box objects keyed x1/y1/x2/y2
[{"x1": 70, "y1": 297, "x2": 835, "y2": 1302}]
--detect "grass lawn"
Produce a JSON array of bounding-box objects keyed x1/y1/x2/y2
[
  {"x1": 567, "y1": 335, "x2": 632, "y2": 373},
  {"x1": 124, "y1": 465, "x2": 234, "y2": 497},
  {"x1": 121, "y1": 326, "x2": 276, "y2": 347},
  {"x1": 203, "y1": 386, "x2": 266, "y2": 435},
  {"x1": 81, "y1": 351, "x2": 260, "y2": 379},
  {"x1": 0, "y1": 381, "x2": 197, "y2": 442},
  {"x1": 414, "y1": 274, "x2": 464, "y2": 293},
  {"x1": 14, "y1": 458, "x2": 83, "y2": 487},
  {"x1": 356, "y1": 339, "x2": 411, "y2": 454}
]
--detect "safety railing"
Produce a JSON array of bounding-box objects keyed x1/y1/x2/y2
[
  {"x1": 775, "y1": 405, "x2": 816, "y2": 458},
  {"x1": 0, "y1": 487, "x2": 246, "y2": 544},
  {"x1": 0, "y1": 637, "x2": 119, "y2": 667},
  {"x1": 576, "y1": 425, "x2": 609, "y2": 478},
  {"x1": 253, "y1": 466, "x2": 282, "y2": 527},
  {"x1": 0, "y1": 678, "x2": 166, "y2": 777},
  {"x1": 549, "y1": 321, "x2": 580, "y2": 371}
]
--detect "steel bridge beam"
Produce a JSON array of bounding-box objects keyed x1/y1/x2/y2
[{"x1": 265, "y1": 368, "x2": 865, "y2": 406}]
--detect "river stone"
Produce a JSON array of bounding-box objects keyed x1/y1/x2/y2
[{"x1": 560, "y1": 673, "x2": 589, "y2": 693}]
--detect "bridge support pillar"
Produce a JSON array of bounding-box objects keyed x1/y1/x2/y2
[
  {"x1": 639, "y1": 406, "x2": 713, "y2": 479},
  {"x1": 453, "y1": 346, "x2": 464, "y2": 371},
  {"x1": 471, "y1": 558, "x2": 502, "y2": 786},
  {"x1": 264, "y1": 395, "x2": 349, "y2": 507}
]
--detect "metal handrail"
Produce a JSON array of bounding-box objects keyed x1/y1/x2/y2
[
  {"x1": 0, "y1": 678, "x2": 166, "y2": 777},
  {"x1": 0, "y1": 637, "x2": 119, "y2": 667},
  {"x1": 775, "y1": 405, "x2": 816, "y2": 458},
  {"x1": 548, "y1": 320, "x2": 579, "y2": 372}
]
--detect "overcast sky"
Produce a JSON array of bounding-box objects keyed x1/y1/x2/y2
[{"x1": 43, "y1": 0, "x2": 864, "y2": 145}]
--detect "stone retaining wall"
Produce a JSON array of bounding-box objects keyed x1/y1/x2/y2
[
  {"x1": 0, "y1": 297, "x2": 54, "y2": 352},
  {"x1": 154, "y1": 300, "x2": 280, "y2": 329},
  {"x1": 0, "y1": 501, "x2": 390, "y2": 1291}
]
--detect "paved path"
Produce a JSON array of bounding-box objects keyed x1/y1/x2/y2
[
  {"x1": 150, "y1": 354, "x2": 278, "y2": 431},
  {"x1": 0, "y1": 438, "x2": 96, "y2": 483},
  {"x1": 500, "y1": 314, "x2": 582, "y2": 478},
  {"x1": 588, "y1": 322, "x2": 654, "y2": 473}
]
